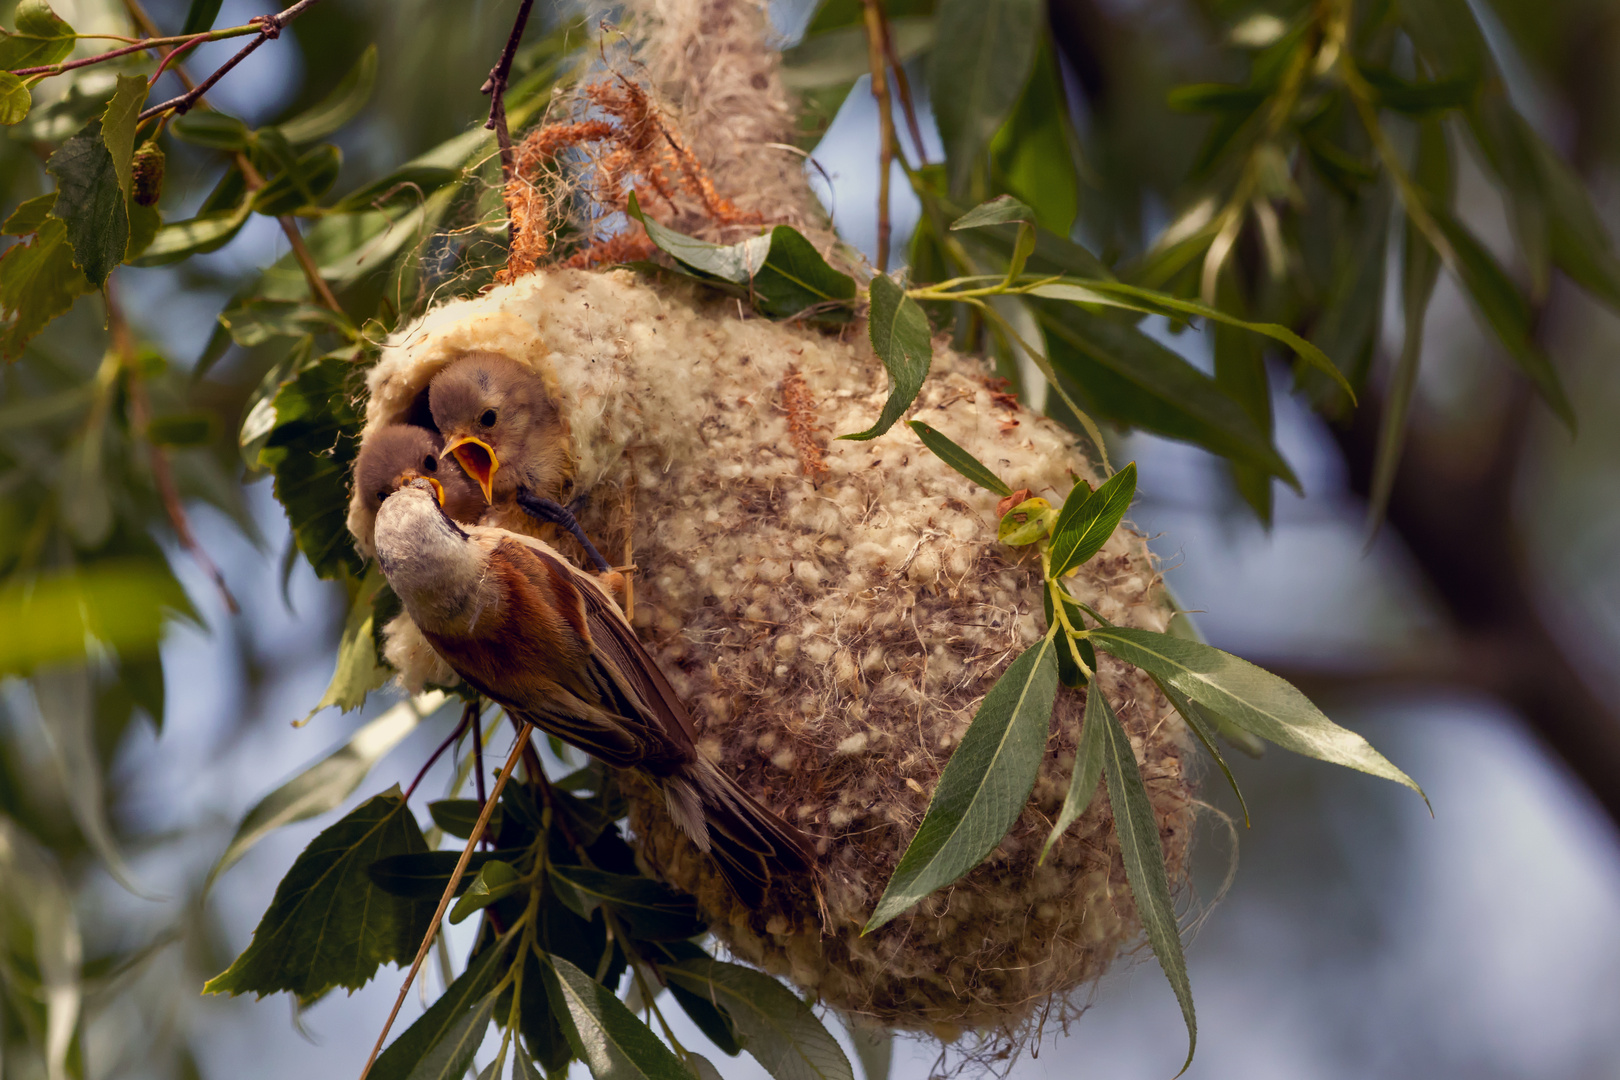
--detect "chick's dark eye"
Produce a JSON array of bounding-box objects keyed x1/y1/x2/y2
[
  {"x1": 376, "y1": 489, "x2": 390, "y2": 503},
  {"x1": 423, "y1": 456, "x2": 438, "y2": 472},
  {"x1": 480, "y1": 409, "x2": 497, "y2": 428}
]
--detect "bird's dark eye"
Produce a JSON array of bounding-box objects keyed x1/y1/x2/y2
[
  {"x1": 423, "y1": 456, "x2": 438, "y2": 472},
  {"x1": 376, "y1": 489, "x2": 390, "y2": 503},
  {"x1": 480, "y1": 409, "x2": 497, "y2": 428}
]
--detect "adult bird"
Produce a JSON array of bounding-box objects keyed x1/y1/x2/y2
[
  {"x1": 372, "y1": 477, "x2": 815, "y2": 903},
  {"x1": 354, "y1": 423, "x2": 487, "y2": 524},
  {"x1": 426, "y1": 351, "x2": 612, "y2": 570}
]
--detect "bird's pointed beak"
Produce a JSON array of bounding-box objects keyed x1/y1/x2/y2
[
  {"x1": 442, "y1": 435, "x2": 498, "y2": 504},
  {"x1": 393, "y1": 471, "x2": 446, "y2": 507}
]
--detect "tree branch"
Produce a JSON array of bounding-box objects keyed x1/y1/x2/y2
[
  {"x1": 136, "y1": 0, "x2": 327, "y2": 122},
  {"x1": 482, "y1": 0, "x2": 537, "y2": 187}
]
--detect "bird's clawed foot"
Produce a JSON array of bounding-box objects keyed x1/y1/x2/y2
[{"x1": 514, "y1": 488, "x2": 613, "y2": 573}]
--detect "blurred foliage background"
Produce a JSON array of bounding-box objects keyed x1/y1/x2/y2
[{"x1": 1, "y1": 0, "x2": 1618, "y2": 1076}]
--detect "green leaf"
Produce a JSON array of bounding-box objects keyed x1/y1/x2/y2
[
  {"x1": 906, "y1": 420, "x2": 1012, "y2": 495},
  {"x1": 1209, "y1": 273, "x2": 1272, "y2": 522},
  {"x1": 0, "y1": 817, "x2": 81, "y2": 1080},
  {"x1": 844, "y1": 1018, "x2": 891, "y2": 1080},
  {"x1": 256, "y1": 352, "x2": 366, "y2": 580},
  {"x1": 219, "y1": 297, "x2": 350, "y2": 346},
  {"x1": 990, "y1": 42, "x2": 1081, "y2": 235},
  {"x1": 131, "y1": 203, "x2": 252, "y2": 266},
  {"x1": 865, "y1": 636, "x2": 1058, "y2": 931},
  {"x1": 302, "y1": 566, "x2": 390, "y2": 722},
  {"x1": 207, "y1": 693, "x2": 443, "y2": 887},
  {"x1": 404, "y1": 989, "x2": 500, "y2": 1080},
  {"x1": 276, "y1": 45, "x2": 377, "y2": 144},
  {"x1": 1151, "y1": 673, "x2": 1249, "y2": 824},
  {"x1": 1428, "y1": 207, "x2": 1574, "y2": 429},
  {"x1": 1035, "y1": 302, "x2": 1299, "y2": 487},
  {"x1": 662, "y1": 958, "x2": 856, "y2": 1080},
  {"x1": 4, "y1": 192, "x2": 55, "y2": 234},
  {"x1": 1049, "y1": 462, "x2": 1136, "y2": 578},
  {"x1": 370, "y1": 941, "x2": 512, "y2": 1080},
  {"x1": 32, "y1": 668, "x2": 150, "y2": 896},
  {"x1": 0, "y1": 72, "x2": 31, "y2": 124},
  {"x1": 547, "y1": 865, "x2": 705, "y2": 941},
  {"x1": 1369, "y1": 118, "x2": 1449, "y2": 537},
  {"x1": 181, "y1": 0, "x2": 224, "y2": 35},
  {"x1": 251, "y1": 143, "x2": 342, "y2": 215},
  {"x1": 781, "y1": 18, "x2": 935, "y2": 90},
  {"x1": 367, "y1": 848, "x2": 529, "y2": 899},
  {"x1": 1097, "y1": 687, "x2": 1195, "y2": 1075},
  {"x1": 0, "y1": 1, "x2": 76, "y2": 70},
  {"x1": 332, "y1": 165, "x2": 459, "y2": 212},
  {"x1": 949, "y1": 194, "x2": 1035, "y2": 230},
  {"x1": 144, "y1": 411, "x2": 216, "y2": 447},
  {"x1": 927, "y1": 0, "x2": 1042, "y2": 194},
  {"x1": 1028, "y1": 280, "x2": 1355, "y2": 398},
  {"x1": 46, "y1": 121, "x2": 127, "y2": 287},
  {"x1": 1167, "y1": 83, "x2": 1267, "y2": 113},
  {"x1": 171, "y1": 111, "x2": 251, "y2": 150},
  {"x1": 428, "y1": 798, "x2": 504, "y2": 840},
  {"x1": 0, "y1": 215, "x2": 93, "y2": 357},
  {"x1": 1360, "y1": 66, "x2": 1475, "y2": 114},
  {"x1": 1086, "y1": 627, "x2": 1426, "y2": 800},
  {"x1": 0, "y1": 562, "x2": 182, "y2": 673},
  {"x1": 100, "y1": 76, "x2": 146, "y2": 207},
  {"x1": 1039, "y1": 678, "x2": 1108, "y2": 862},
  {"x1": 203, "y1": 789, "x2": 437, "y2": 1003},
  {"x1": 449, "y1": 859, "x2": 522, "y2": 925},
  {"x1": 627, "y1": 193, "x2": 855, "y2": 321},
  {"x1": 547, "y1": 955, "x2": 690, "y2": 1080},
  {"x1": 841, "y1": 272, "x2": 931, "y2": 440}
]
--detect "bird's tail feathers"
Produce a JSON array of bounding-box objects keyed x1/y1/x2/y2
[{"x1": 663, "y1": 758, "x2": 815, "y2": 905}]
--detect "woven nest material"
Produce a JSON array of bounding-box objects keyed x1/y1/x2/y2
[{"x1": 349, "y1": 268, "x2": 1197, "y2": 1036}]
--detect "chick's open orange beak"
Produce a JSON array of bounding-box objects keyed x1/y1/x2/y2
[{"x1": 441, "y1": 434, "x2": 498, "y2": 504}]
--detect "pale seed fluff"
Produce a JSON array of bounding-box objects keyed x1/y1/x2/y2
[{"x1": 350, "y1": 266, "x2": 1197, "y2": 1041}]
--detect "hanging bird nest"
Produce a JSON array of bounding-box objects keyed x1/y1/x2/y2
[{"x1": 345, "y1": 0, "x2": 1199, "y2": 1047}]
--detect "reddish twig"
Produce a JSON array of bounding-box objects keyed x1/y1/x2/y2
[
  {"x1": 403, "y1": 702, "x2": 475, "y2": 802},
  {"x1": 471, "y1": 702, "x2": 492, "y2": 848},
  {"x1": 147, "y1": 32, "x2": 209, "y2": 86},
  {"x1": 107, "y1": 289, "x2": 239, "y2": 614},
  {"x1": 137, "y1": 0, "x2": 327, "y2": 122},
  {"x1": 876, "y1": 1, "x2": 928, "y2": 164}
]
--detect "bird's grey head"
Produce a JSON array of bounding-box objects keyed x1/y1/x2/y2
[{"x1": 371, "y1": 479, "x2": 487, "y2": 634}]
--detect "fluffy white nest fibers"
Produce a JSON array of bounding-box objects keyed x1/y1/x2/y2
[{"x1": 348, "y1": 268, "x2": 1197, "y2": 1037}]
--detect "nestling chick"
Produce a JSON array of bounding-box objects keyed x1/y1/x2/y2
[
  {"x1": 353, "y1": 423, "x2": 486, "y2": 524},
  {"x1": 428, "y1": 351, "x2": 571, "y2": 509},
  {"x1": 428, "y1": 351, "x2": 613, "y2": 569},
  {"x1": 373, "y1": 478, "x2": 814, "y2": 903}
]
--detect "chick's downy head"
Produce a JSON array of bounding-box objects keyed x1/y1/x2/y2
[
  {"x1": 427, "y1": 351, "x2": 571, "y2": 506},
  {"x1": 354, "y1": 423, "x2": 485, "y2": 523}
]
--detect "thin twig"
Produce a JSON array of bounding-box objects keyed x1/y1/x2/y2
[
  {"x1": 107, "y1": 288, "x2": 239, "y2": 614},
  {"x1": 861, "y1": 0, "x2": 897, "y2": 271},
  {"x1": 137, "y1": 0, "x2": 327, "y2": 122},
  {"x1": 482, "y1": 0, "x2": 537, "y2": 246},
  {"x1": 358, "y1": 721, "x2": 535, "y2": 1080},
  {"x1": 873, "y1": 0, "x2": 928, "y2": 164},
  {"x1": 403, "y1": 705, "x2": 475, "y2": 802},
  {"x1": 8, "y1": 24, "x2": 261, "y2": 77},
  {"x1": 471, "y1": 702, "x2": 492, "y2": 849},
  {"x1": 122, "y1": 0, "x2": 343, "y2": 313},
  {"x1": 147, "y1": 33, "x2": 208, "y2": 87}
]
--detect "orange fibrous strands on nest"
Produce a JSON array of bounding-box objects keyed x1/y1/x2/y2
[{"x1": 500, "y1": 74, "x2": 761, "y2": 280}]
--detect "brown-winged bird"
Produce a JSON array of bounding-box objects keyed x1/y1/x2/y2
[
  {"x1": 428, "y1": 351, "x2": 611, "y2": 570},
  {"x1": 372, "y1": 478, "x2": 814, "y2": 903},
  {"x1": 353, "y1": 423, "x2": 487, "y2": 524}
]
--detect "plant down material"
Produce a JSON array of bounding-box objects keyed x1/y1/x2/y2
[{"x1": 348, "y1": 265, "x2": 1196, "y2": 1037}]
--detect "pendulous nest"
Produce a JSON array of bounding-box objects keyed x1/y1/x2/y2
[
  {"x1": 350, "y1": 267, "x2": 1197, "y2": 1038},
  {"x1": 344, "y1": 0, "x2": 1200, "y2": 1046}
]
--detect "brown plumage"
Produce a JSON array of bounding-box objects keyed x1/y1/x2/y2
[
  {"x1": 428, "y1": 352, "x2": 572, "y2": 524},
  {"x1": 353, "y1": 424, "x2": 486, "y2": 524},
  {"x1": 372, "y1": 478, "x2": 814, "y2": 904}
]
